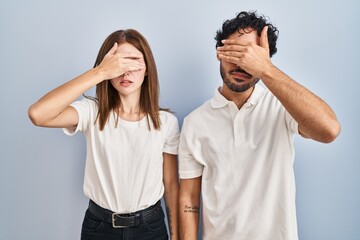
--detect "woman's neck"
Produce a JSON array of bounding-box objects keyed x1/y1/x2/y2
[{"x1": 117, "y1": 94, "x2": 144, "y2": 121}]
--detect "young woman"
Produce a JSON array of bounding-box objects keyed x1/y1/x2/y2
[{"x1": 28, "y1": 29, "x2": 179, "y2": 240}]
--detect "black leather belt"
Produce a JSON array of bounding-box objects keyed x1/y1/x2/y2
[{"x1": 88, "y1": 200, "x2": 162, "y2": 228}]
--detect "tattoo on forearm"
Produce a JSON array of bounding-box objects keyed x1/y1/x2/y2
[
  {"x1": 166, "y1": 207, "x2": 173, "y2": 237},
  {"x1": 184, "y1": 205, "x2": 199, "y2": 213}
]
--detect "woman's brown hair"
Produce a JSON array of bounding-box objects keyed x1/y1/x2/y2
[{"x1": 90, "y1": 29, "x2": 162, "y2": 131}]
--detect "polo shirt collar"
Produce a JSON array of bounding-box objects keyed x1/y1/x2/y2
[{"x1": 210, "y1": 84, "x2": 266, "y2": 109}]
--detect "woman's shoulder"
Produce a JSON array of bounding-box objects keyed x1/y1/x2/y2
[
  {"x1": 159, "y1": 110, "x2": 178, "y2": 124},
  {"x1": 159, "y1": 109, "x2": 177, "y2": 118},
  {"x1": 70, "y1": 97, "x2": 99, "y2": 119},
  {"x1": 75, "y1": 97, "x2": 98, "y2": 109}
]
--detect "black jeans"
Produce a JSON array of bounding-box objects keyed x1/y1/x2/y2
[{"x1": 81, "y1": 202, "x2": 168, "y2": 240}]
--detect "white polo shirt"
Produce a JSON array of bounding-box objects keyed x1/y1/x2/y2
[
  {"x1": 64, "y1": 98, "x2": 180, "y2": 213},
  {"x1": 179, "y1": 85, "x2": 299, "y2": 240}
]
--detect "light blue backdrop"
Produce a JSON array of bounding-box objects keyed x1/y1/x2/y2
[{"x1": 1, "y1": 0, "x2": 359, "y2": 239}]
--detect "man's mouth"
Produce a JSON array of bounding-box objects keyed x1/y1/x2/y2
[
  {"x1": 230, "y1": 69, "x2": 252, "y2": 83},
  {"x1": 230, "y1": 68, "x2": 252, "y2": 79}
]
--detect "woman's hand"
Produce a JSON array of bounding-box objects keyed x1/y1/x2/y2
[{"x1": 97, "y1": 42, "x2": 146, "y2": 80}]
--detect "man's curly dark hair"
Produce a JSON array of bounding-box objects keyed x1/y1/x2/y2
[{"x1": 215, "y1": 11, "x2": 279, "y2": 57}]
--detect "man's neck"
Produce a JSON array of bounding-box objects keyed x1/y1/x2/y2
[{"x1": 220, "y1": 85, "x2": 254, "y2": 109}]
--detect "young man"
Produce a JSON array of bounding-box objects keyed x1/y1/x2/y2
[{"x1": 178, "y1": 11, "x2": 341, "y2": 240}]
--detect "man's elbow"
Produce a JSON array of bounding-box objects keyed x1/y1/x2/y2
[{"x1": 319, "y1": 121, "x2": 341, "y2": 143}]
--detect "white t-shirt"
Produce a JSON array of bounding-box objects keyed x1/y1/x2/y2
[
  {"x1": 179, "y1": 85, "x2": 299, "y2": 240},
  {"x1": 64, "y1": 98, "x2": 180, "y2": 213}
]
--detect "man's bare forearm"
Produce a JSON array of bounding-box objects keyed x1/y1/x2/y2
[
  {"x1": 261, "y1": 65, "x2": 340, "y2": 143},
  {"x1": 179, "y1": 202, "x2": 200, "y2": 239},
  {"x1": 179, "y1": 177, "x2": 202, "y2": 240}
]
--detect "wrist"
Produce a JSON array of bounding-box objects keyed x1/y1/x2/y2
[
  {"x1": 259, "y1": 64, "x2": 277, "y2": 82},
  {"x1": 90, "y1": 66, "x2": 108, "y2": 83}
]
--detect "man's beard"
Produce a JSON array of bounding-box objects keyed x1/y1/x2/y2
[{"x1": 220, "y1": 63, "x2": 260, "y2": 92}]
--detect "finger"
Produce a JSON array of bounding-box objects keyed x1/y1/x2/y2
[
  {"x1": 216, "y1": 51, "x2": 221, "y2": 60},
  {"x1": 217, "y1": 45, "x2": 247, "y2": 53},
  {"x1": 117, "y1": 51, "x2": 143, "y2": 59},
  {"x1": 216, "y1": 50, "x2": 243, "y2": 58},
  {"x1": 221, "y1": 39, "x2": 250, "y2": 46},
  {"x1": 260, "y1": 26, "x2": 269, "y2": 50},
  {"x1": 121, "y1": 66, "x2": 145, "y2": 74},
  {"x1": 107, "y1": 42, "x2": 118, "y2": 56},
  {"x1": 217, "y1": 53, "x2": 241, "y2": 65},
  {"x1": 122, "y1": 58, "x2": 146, "y2": 67},
  {"x1": 129, "y1": 64, "x2": 146, "y2": 71},
  {"x1": 123, "y1": 60, "x2": 146, "y2": 71},
  {"x1": 217, "y1": 44, "x2": 237, "y2": 51}
]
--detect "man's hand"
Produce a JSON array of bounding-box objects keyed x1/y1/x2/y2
[{"x1": 216, "y1": 26, "x2": 273, "y2": 78}]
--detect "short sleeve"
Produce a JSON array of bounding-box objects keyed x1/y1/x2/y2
[
  {"x1": 163, "y1": 112, "x2": 180, "y2": 155},
  {"x1": 285, "y1": 110, "x2": 299, "y2": 135},
  {"x1": 63, "y1": 98, "x2": 95, "y2": 136},
  {"x1": 178, "y1": 117, "x2": 204, "y2": 179}
]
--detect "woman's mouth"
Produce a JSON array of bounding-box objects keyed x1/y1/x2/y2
[{"x1": 120, "y1": 80, "x2": 133, "y2": 87}]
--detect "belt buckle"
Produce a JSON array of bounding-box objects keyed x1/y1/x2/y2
[{"x1": 112, "y1": 213, "x2": 128, "y2": 228}]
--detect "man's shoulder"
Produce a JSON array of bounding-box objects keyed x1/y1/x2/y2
[{"x1": 184, "y1": 100, "x2": 212, "y2": 120}]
